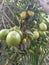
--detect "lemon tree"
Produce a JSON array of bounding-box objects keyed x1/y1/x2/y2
[{"x1": 0, "y1": 0, "x2": 49, "y2": 65}]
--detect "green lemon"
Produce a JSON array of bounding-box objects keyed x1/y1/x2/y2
[
  {"x1": 6, "y1": 31, "x2": 21, "y2": 46},
  {"x1": 0, "y1": 29, "x2": 9, "y2": 40},
  {"x1": 33, "y1": 31, "x2": 39, "y2": 39},
  {"x1": 39, "y1": 23, "x2": 47, "y2": 31}
]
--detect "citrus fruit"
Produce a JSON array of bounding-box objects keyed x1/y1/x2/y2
[
  {"x1": 27, "y1": 10, "x2": 34, "y2": 17},
  {"x1": 39, "y1": 22, "x2": 47, "y2": 31},
  {"x1": 16, "y1": 30, "x2": 22, "y2": 37},
  {"x1": 20, "y1": 11, "x2": 27, "y2": 20},
  {"x1": 33, "y1": 31, "x2": 39, "y2": 39},
  {"x1": 0, "y1": 29, "x2": 9, "y2": 40},
  {"x1": 22, "y1": 38, "x2": 27, "y2": 44},
  {"x1": 6, "y1": 31, "x2": 21, "y2": 46},
  {"x1": 38, "y1": 46, "x2": 42, "y2": 53}
]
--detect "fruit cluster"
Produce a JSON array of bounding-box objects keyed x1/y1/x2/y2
[
  {"x1": 0, "y1": 1, "x2": 49, "y2": 65},
  {"x1": 0, "y1": 26, "x2": 22, "y2": 47},
  {"x1": 20, "y1": 10, "x2": 34, "y2": 20},
  {"x1": 0, "y1": 18, "x2": 48, "y2": 53}
]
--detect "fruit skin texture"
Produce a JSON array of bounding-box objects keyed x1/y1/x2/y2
[
  {"x1": 22, "y1": 38, "x2": 27, "y2": 45},
  {"x1": 33, "y1": 31, "x2": 39, "y2": 39},
  {"x1": 6, "y1": 31, "x2": 21, "y2": 46},
  {"x1": 27, "y1": 10, "x2": 34, "y2": 17},
  {"x1": 20, "y1": 11, "x2": 27, "y2": 20},
  {"x1": 0, "y1": 29, "x2": 9, "y2": 40},
  {"x1": 39, "y1": 23, "x2": 47, "y2": 31}
]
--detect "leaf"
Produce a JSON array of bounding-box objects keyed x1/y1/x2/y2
[
  {"x1": 25, "y1": 30, "x2": 33, "y2": 35},
  {"x1": 40, "y1": 49, "x2": 49, "y2": 65}
]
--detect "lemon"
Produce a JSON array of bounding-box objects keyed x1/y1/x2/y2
[
  {"x1": 16, "y1": 30, "x2": 22, "y2": 37},
  {"x1": 27, "y1": 10, "x2": 34, "y2": 17},
  {"x1": 0, "y1": 29, "x2": 9, "y2": 40},
  {"x1": 6, "y1": 31, "x2": 21, "y2": 46},
  {"x1": 29, "y1": 35, "x2": 33, "y2": 40},
  {"x1": 38, "y1": 46, "x2": 42, "y2": 53},
  {"x1": 39, "y1": 23, "x2": 47, "y2": 31},
  {"x1": 22, "y1": 38, "x2": 27, "y2": 44},
  {"x1": 20, "y1": 11, "x2": 27, "y2": 20},
  {"x1": 33, "y1": 31, "x2": 39, "y2": 39}
]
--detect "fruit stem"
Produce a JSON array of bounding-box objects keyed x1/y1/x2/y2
[{"x1": 13, "y1": 46, "x2": 25, "y2": 54}]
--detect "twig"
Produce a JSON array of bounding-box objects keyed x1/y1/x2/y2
[
  {"x1": 2, "y1": 16, "x2": 6, "y2": 28},
  {"x1": 6, "y1": 5, "x2": 15, "y2": 17},
  {"x1": 3, "y1": 12, "x2": 15, "y2": 25}
]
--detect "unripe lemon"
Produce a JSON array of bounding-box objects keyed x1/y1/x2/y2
[
  {"x1": 0, "y1": 29, "x2": 9, "y2": 40},
  {"x1": 33, "y1": 31, "x2": 39, "y2": 39},
  {"x1": 22, "y1": 38, "x2": 27, "y2": 45},
  {"x1": 39, "y1": 23, "x2": 47, "y2": 31},
  {"x1": 16, "y1": 30, "x2": 22, "y2": 37},
  {"x1": 6, "y1": 31, "x2": 21, "y2": 46},
  {"x1": 27, "y1": 10, "x2": 34, "y2": 17},
  {"x1": 38, "y1": 46, "x2": 42, "y2": 53},
  {"x1": 20, "y1": 11, "x2": 27, "y2": 20}
]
